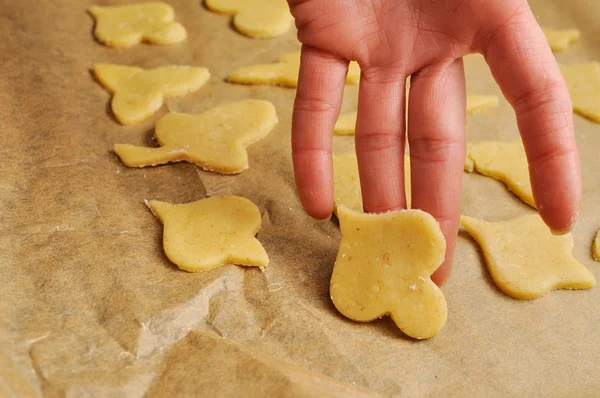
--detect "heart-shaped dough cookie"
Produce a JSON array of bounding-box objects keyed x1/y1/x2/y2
[{"x1": 330, "y1": 205, "x2": 447, "y2": 339}]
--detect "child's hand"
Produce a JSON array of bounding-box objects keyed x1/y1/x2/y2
[{"x1": 288, "y1": 0, "x2": 581, "y2": 285}]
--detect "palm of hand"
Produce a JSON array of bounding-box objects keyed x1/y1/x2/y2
[{"x1": 288, "y1": 0, "x2": 580, "y2": 285}]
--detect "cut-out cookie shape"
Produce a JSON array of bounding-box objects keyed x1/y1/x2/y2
[
  {"x1": 333, "y1": 95, "x2": 498, "y2": 135},
  {"x1": 89, "y1": 2, "x2": 187, "y2": 47},
  {"x1": 227, "y1": 52, "x2": 361, "y2": 88},
  {"x1": 148, "y1": 196, "x2": 269, "y2": 272},
  {"x1": 543, "y1": 28, "x2": 580, "y2": 52},
  {"x1": 93, "y1": 63, "x2": 210, "y2": 125},
  {"x1": 114, "y1": 100, "x2": 277, "y2": 174},
  {"x1": 560, "y1": 63, "x2": 600, "y2": 123},
  {"x1": 464, "y1": 138, "x2": 534, "y2": 207},
  {"x1": 333, "y1": 151, "x2": 411, "y2": 214},
  {"x1": 461, "y1": 214, "x2": 596, "y2": 300},
  {"x1": 205, "y1": 0, "x2": 293, "y2": 38},
  {"x1": 330, "y1": 205, "x2": 447, "y2": 339},
  {"x1": 593, "y1": 230, "x2": 600, "y2": 262}
]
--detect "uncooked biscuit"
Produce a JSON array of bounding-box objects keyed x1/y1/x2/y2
[
  {"x1": 461, "y1": 214, "x2": 596, "y2": 300},
  {"x1": 330, "y1": 205, "x2": 447, "y2": 339},
  {"x1": 94, "y1": 63, "x2": 210, "y2": 125},
  {"x1": 560, "y1": 63, "x2": 600, "y2": 123},
  {"x1": 464, "y1": 138, "x2": 533, "y2": 208},
  {"x1": 543, "y1": 28, "x2": 580, "y2": 52},
  {"x1": 148, "y1": 196, "x2": 269, "y2": 272},
  {"x1": 333, "y1": 151, "x2": 411, "y2": 213},
  {"x1": 114, "y1": 100, "x2": 277, "y2": 174},
  {"x1": 227, "y1": 51, "x2": 360, "y2": 88},
  {"x1": 205, "y1": 0, "x2": 293, "y2": 38},
  {"x1": 333, "y1": 95, "x2": 498, "y2": 135},
  {"x1": 593, "y1": 230, "x2": 600, "y2": 262},
  {"x1": 89, "y1": 2, "x2": 187, "y2": 47}
]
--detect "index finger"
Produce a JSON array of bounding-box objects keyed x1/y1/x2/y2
[{"x1": 481, "y1": 4, "x2": 581, "y2": 233}]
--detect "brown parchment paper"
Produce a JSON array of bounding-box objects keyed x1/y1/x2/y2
[{"x1": 1, "y1": 0, "x2": 600, "y2": 396}]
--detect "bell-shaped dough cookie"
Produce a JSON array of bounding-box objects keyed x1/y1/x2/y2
[
  {"x1": 94, "y1": 63, "x2": 210, "y2": 125},
  {"x1": 114, "y1": 100, "x2": 277, "y2": 174},
  {"x1": 89, "y1": 2, "x2": 187, "y2": 47},
  {"x1": 464, "y1": 138, "x2": 534, "y2": 208},
  {"x1": 333, "y1": 151, "x2": 411, "y2": 214},
  {"x1": 331, "y1": 206, "x2": 447, "y2": 339},
  {"x1": 205, "y1": 0, "x2": 293, "y2": 38},
  {"x1": 148, "y1": 196, "x2": 269, "y2": 272},
  {"x1": 227, "y1": 52, "x2": 360, "y2": 88},
  {"x1": 333, "y1": 95, "x2": 498, "y2": 135},
  {"x1": 461, "y1": 214, "x2": 596, "y2": 300},
  {"x1": 560, "y1": 63, "x2": 600, "y2": 123},
  {"x1": 543, "y1": 28, "x2": 580, "y2": 52}
]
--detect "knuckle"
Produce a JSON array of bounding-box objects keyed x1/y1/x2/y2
[
  {"x1": 408, "y1": 136, "x2": 463, "y2": 164},
  {"x1": 513, "y1": 79, "x2": 572, "y2": 114},
  {"x1": 355, "y1": 131, "x2": 403, "y2": 153},
  {"x1": 294, "y1": 94, "x2": 335, "y2": 113}
]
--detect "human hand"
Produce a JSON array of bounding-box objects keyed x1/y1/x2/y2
[{"x1": 288, "y1": 0, "x2": 580, "y2": 285}]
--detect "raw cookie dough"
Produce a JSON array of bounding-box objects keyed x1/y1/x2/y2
[
  {"x1": 333, "y1": 95, "x2": 498, "y2": 135},
  {"x1": 205, "y1": 0, "x2": 293, "y2": 38},
  {"x1": 543, "y1": 28, "x2": 580, "y2": 52},
  {"x1": 333, "y1": 151, "x2": 411, "y2": 213},
  {"x1": 593, "y1": 230, "x2": 600, "y2": 262},
  {"x1": 330, "y1": 205, "x2": 447, "y2": 340},
  {"x1": 148, "y1": 196, "x2": 269, "y2": 272},
  {"x1": 227, "y1": 51, "x2": 361, "y2": 88},
  {"x1": 464, "y1": 138, "x2": 534, "y2": 208},
  {"x1": 94, "y1": 63, "x2": 210, "y2": 125},
  {"x1": 461, "y1": 214, "x2": 596, "y2": 300},
  {"x1": 114, "y1": 100, "x2": 277, "y2": 174},
  {"x1": 560, "y1": 63, "x2": 600, "y2": 123},
  {"x1": 89, "y1": 2, "x2": 187, "y2": 47}
]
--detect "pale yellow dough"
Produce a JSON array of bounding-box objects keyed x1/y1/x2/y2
[
  {"x1": 333, "y1": 151, "x2": 411, "y2": 213},
  {"x1": 593, "y1": 230, "x2": 600, "y2": 262},
  {"x1": 114, "y1": 100, "x2": 277, "y2": 174},
  {"x1": 89, "y1": 2, "x2": 187, "y2": 47},
  {"x1": 333, "y1": 95, "x2": 498, "y2": 135},
  {"x1": 464, "y1": 138, "x2": 534, "y2": 208},
  {"x1": 543, "y1": 28, "x2": 580, "y2": 52},
  {"x1": 94, "y1": 63, "x2": 210, "y2": 125},
  {"x1": 560, "y1": 63, "x2": 600, "y2": 123},
  {"x1": 461, "y1": 215, "x2": 596, "y2": 300},
  {"x1": 148, "y1": 196, "x2": 269, "y2": 272},
  {"x1": 227, "y1": 52, "x2": 361, "y2": 88},
  {"x1": 205, "y1": 0, "x2": 293, "y2": 38},
  {"x1": 330, "y1": 206, "x2": 447, "y2": 340}
]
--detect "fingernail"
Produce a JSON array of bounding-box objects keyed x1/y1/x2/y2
[{"x1": 550, "y1": 212, "x2": 578, "y2": 236}]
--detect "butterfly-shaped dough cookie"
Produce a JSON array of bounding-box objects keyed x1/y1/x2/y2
[
  {"x1": 205, "y1": 0, "x2": 293, "y2": 38},
  {"x1": 560, "y1": 63, "x2": 600, "y2": 123},
  {"x1": 115, "y1": 100, "x2": 277, "y2": 174},
  {"x1": 331, "y1": 206, "x2": 447, "y2": 339},
  {"x1": 461, "y1": 214, "x2": 596, "y2": 300},
  {"x1": 148, "y1": 196, "x2": 269, "y2": 272},
  {"x1": 94, "y1": 63, "x2": 210, "y2": 125},
  {"x1": 543, "y1": 28, "x2": 580, "y2": 52},
  {"x1": 334, "y1": 95, "x2": 498, "y2": 135},
  {"x1": 228, "y1": 51, "x2": 361, "y2": 88},
  {"x1": 333, "y1": 151, "x2": 411, "y2": 214},
  {"x1": 464, "y1": 138, "x2": 533, "y2": 208},
  {"x1": 89, "y1": 2, "x2": 187, "y2": 47}
]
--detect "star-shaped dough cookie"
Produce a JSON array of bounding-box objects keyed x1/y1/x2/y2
[
  {"x1": 227, "y1": 52, "x2": 361, "y2": 88},
  {"x1": 333, "y1": 95, "x2": 498, "y2": 135},
  {"x1": 93, "y1": 63, "x2": 210, "y2": 125},
  {"x1": 89, "y1": 2, "x2": 187, "y2": 47},
  {"x1": 543, "y1": 28, "x2": 580, "y2": 52},
  {"x1": 333, "y1": 151, "x2": 411, "y2": 213},
  {"x1": 464, "y1": 138, "x2": 534, "y2": 207},
  {"x1": 148, "y1": 196, "x2": 269, "y2": 272},
  {"x1": 205, "y1": 0, "x2": 293, "y2": 38},
  {"x1": 114, "y1": 100, "x2": 277, "y2": 174},
  {"x1": 461, "y1": 214, "x2": 596, "y2": 300},
  {"x1": 331, "y1": 205, "x2": 447, "y2": 339},
  {"x1": 560, "y1": 63, "x2": 600, "y2": 123}
]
